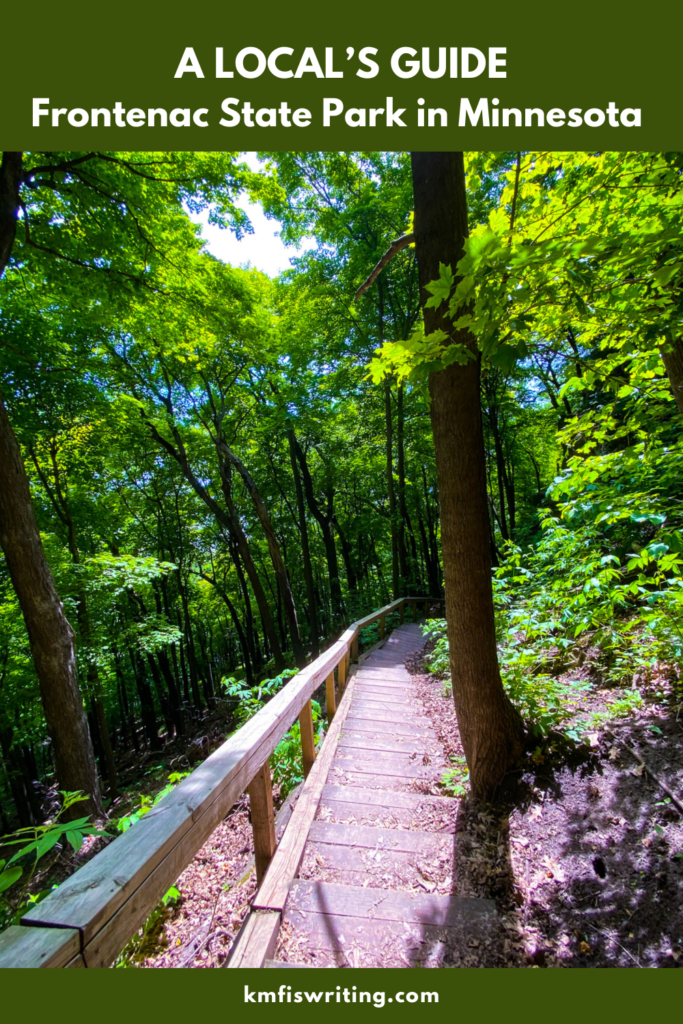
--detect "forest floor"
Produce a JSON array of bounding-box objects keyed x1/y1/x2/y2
[{"x1": 408, "y1": 643, "x2": 683, "y2": 969}]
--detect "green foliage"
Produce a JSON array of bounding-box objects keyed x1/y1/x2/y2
[
  {"x1": 0, "y1": 791, "x2": 103, "y2": 932},
  {"x1": 114, "y1": 885, "x2": 183, "y2": 968},
  {"x1": 441, "y1": 756, "x2": 470, "y2": 798},
  {"x1": 271, "y1": 702, "x2": 323, "y2": 798},
  {"x1": 221, "y1": 669, "x2": 321, "y2": 798},
  {"x1": 221, "y1": 669, "x2": 299, "y2": 725},
  {"x1": 115, "y1": 772, "x2": 190, "y2": 833}
]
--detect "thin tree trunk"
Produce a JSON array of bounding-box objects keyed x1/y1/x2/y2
[
  {"x1": 397, "y1": 380, "x2": 409, "y2": 591},
  {"x1": 219, "y1": 443, "x2": 306, "y2": 667},
  {"x1": 288, "y1": 430, "x2": 319, "y2": 656},
  {"x1": 410, "y1": 151, "x2": 524, "y2": 800},
  {"x1": 292, "y1": 439, "x2": 344, "y2": 620}
]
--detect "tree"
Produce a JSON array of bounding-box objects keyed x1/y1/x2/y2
[
  {"x1": 0, "y1": 153, "x2": 102, "y2": 815},
  {"x1": 409, "y1": 152, "x2": 524, "y2": 799}
]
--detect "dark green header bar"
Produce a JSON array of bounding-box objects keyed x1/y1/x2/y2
[{"x1": 2, "y1": 0, "x2": 681, "y2": 150}]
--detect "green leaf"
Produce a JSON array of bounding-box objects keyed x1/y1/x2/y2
[
  {"x1": 65, "y1": 830, "x2": 84, "y2": 854},
  {"x1": 0, "y1": 866, "x2": 22, "y2": 893}
]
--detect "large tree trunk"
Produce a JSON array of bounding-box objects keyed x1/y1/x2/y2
[
  {"x1": 410, "y1": 151, "x2": 524, "y2": 800},
  {"x1": 660, "y1": 332, "x2": 683, "y2": 416},
  {"x1": 0, "y1": 154, "x2": 102, "y2": 816},
  {"x1": 0, "y1": 398, "x2": 103, "y2": 816}
]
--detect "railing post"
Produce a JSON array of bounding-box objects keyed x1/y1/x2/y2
[
  {"x1": 247, "y1": 759, "x2": 277, "y2": 886},
  {"x1": 325, "y1": 671, "x2": 336, "y2": 723},
  {"x1": 351, "y1": 632, "x2": 359, "y2": 663},
  {"x1": 298, "y1": 699, "x2": 316, "y2": 779},
  {"x1": 399, "y1": 601, "x2": 405, "y2": 624},
  {"x1": 379, "y1": 613, "x2": 386, "y2": 639},
  {"x1": 337, "y1": 650, "x2": 347, "y2": 696}
]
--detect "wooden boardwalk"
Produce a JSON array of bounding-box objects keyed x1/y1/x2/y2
[{"x1": 239, "y1": 623, "x2": 497, "y2": 969}]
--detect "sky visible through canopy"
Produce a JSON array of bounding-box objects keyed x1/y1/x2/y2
[{"x1": 191, "y1": 151, "x2": 315, "y2": 276}]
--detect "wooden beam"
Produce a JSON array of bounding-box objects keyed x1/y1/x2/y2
[
  {"x1": 247, "y1": 760, "x2": 277, "y2": 886},
  {"x1": 298, "y1": 700, "x2": 316, "y2": 779},
  {"x1": 399, "y1": 601, "x2": 405, "y2": 624},
  {"x1": 337, "y1": 653, "x2": 347, "y2": 697},
  {"x1": 253, "y1": 671, "x2": 358, "y2": 913},
  {"x1": 325, "y1": 671, "x2": 336, "y2": 723},
  {"x1": 0, "y1": 925, "x2": 82, "y2": 969},
  {"x1": 379, "y1": 613, "x2": 386, "y2": 639},
  {"x1": 226, "y1": 911, "x2": 281, "y2": 968}
]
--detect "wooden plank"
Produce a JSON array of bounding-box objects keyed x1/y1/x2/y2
[
  {"x1": 325, "y1": 671, "x2": 336, "y2": 722},
  {"x1": 289, "y1": 881, "x2": 493, "y2": 928},
  {"x1": 298, "y1": 700, "x2": 316, "y2": 779},
  {"x1": 265, "y1": 959, "x2": 314, "y2": 968},
  {"x1": 337, "y1": 654, "x2": 347, "y2": 696},
  {"x1": 329, "y1": 756, "x2": 440, "y2": 783},
  {"x1": 308, "y1": 821, "x2": 451, "y2": 855},
  {"x1": 351, "y1": 698, "x2": 415, "y2": 713},
  {"x1": 355, "y1": 677, "x2": 411, "y2": 688},
  {"x1": 338, "y1": 734, "x2": 440, "y2": 757},
  {"x1": 248, "y1": 760, "x2": 277, "y2": 886},
  {"x1": 226, "y1": 911, "x2": 281, "y2": 968},
  {"x1": 281, "y1": 909, "x2": 495, "y2": 965},
  {"x1": 321, "y1": 784, "x2": 454, "y2": 814},
  {"x1": 252, "y1": 675, "x2": 358, "y2": 913},
  {"x1": 22, "y1": 633, "x2": 350, "y2": 956},
  {"x1": 345, "y1": 714, "x2": 432, "y2": 733},
  {"x1": 334, "y1": 747, "x2": 446, "y2": 772},
  {"x1": 302, "y1": 840, "x2": 451, "y2": 883},
  {"x1": 0, "y1": 925, "x2": 81, "y2": 969}
]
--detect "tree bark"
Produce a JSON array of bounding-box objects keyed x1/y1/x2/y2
[
  {"x1": 660, "y1": 332, "x2": 683, "y2": 416},
  {"x1": 410, "y1": 151, "x2": 524, "y2": 800},
  {"x1": 288, "y1": 430, "x2": 319, "y2": 656},
  {"x1": 397, "y1": 380, "x2": 409, "y2": 589},
  {"x1": 292, "y1": 438, "x2": 344, "y2": 620},
  {"x1": 219, "y1": 442, "x2": 306, "y2": 668},
  {"x1": 0, "y1": 398, "x2": 103, "y2": 816}
]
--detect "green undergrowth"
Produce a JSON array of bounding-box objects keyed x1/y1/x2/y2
[
  {"x1": 221, "y1": 668, "x2": 323, "y2": 799},
  {"x1": 0, "y1": 791, "x2": 105, "y2": 933}
]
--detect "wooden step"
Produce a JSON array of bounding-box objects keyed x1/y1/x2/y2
[
  {"x1": 264, "y1": 959, "x2": 314, "y2": 968},
  {"x1": 344, "y1": 714, "x2": 434, "y2": 734},
  {"x1": 280, "y1": 881, "x2": 497, "y2": 968},
  {"x1": 318, "y1": 784, "x2": 456, "y2": 832}
]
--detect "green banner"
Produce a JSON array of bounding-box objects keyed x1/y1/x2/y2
[{"x1": 2, "y1": 0, "x2": 680, "y2": 150}]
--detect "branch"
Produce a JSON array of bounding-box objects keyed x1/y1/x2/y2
[{"x1": 354, "y1": 233, "x2": 414, "y2": 302}]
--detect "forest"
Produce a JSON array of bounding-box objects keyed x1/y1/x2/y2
[{"x1": 0, "y1": 150, "x2": 682, "y2": 968}]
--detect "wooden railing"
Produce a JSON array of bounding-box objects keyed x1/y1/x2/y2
[{"x1": 0, "y1": 596, "x2": 436, "y2": 968}]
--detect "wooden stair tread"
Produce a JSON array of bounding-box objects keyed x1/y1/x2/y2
[{"x1": 321, "y1": 783, "x2": 454, "y2": 812}]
